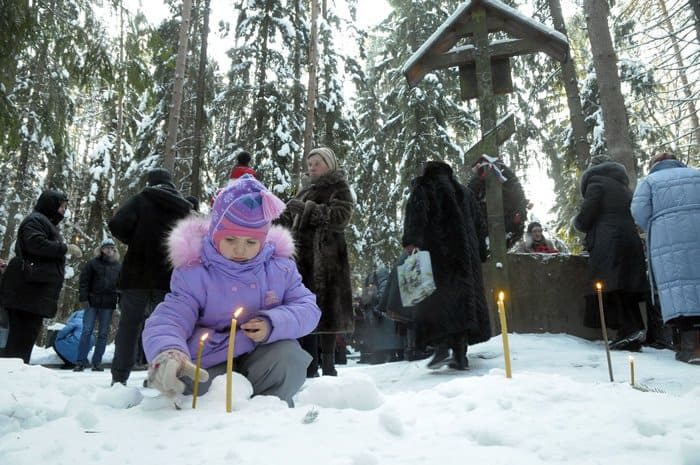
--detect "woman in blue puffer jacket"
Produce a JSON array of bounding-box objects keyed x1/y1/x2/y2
[{"x1": 631, "y1": 152, "x2": 700, "y2": 365}]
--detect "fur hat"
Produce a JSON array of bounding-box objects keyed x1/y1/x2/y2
[
  {"x1": 209, "y1": 174, "x2": 286, "y2": 247},
  {"x1": 648, "y1": 152, "x2": 677, "y2": 170},
  {"x1": 147, "y1": 168, "x2": 174, "y2": 187},
  {"x1": 307, "y1": 147, "x2": 337, "y2": 172},
  {"x1": 588, "y1": 154, "x2": 613, "y2": 167}
]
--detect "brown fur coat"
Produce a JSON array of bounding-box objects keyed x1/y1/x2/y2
[{"x1": 278, "y1": 170, "x2": 355, "y2": 333}]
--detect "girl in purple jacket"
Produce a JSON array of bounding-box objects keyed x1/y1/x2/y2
[{"x1": 142, "y1": 175, "x2": 321, "y2": 407}]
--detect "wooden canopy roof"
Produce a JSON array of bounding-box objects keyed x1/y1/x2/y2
[{"x1": 402, "y1": 0, "x2": 569, "y2": 88}]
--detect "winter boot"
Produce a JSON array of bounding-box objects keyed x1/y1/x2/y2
[
  {"x1": 675, "y1": 329, "x2": 700, "y2": 365},
  {"x1": 448, "y1": 335, "x2": 468, "y2": 371},
  {"x1": 609, "y1": 329, "x2": 644, "y2": 351},
  {"x1": 92, "y1": 365, "x2": 104, "y2": 372},
  {"x1": 321, "y1": 354, "x2": 337, "y2": 376},
  {"x1": 426, "y1": 345, "x2": 451, "y2": 370},
  {"x1": 73, "y1": 364, "x2": 85, "y2": 372}
]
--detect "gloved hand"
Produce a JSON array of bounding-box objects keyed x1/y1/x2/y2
[
  {"x1": 286, "y1": 199, "x2": 305, "y2": 215},
  {"x1": 79, "y1": 301, "x2": 89, "y2": 309},
  {"x1": 66, "y1": 243, "x2": 83, "y2": 259},
  {"x1": 147, "y1": 349, "x2": 209, "y2": 399}
]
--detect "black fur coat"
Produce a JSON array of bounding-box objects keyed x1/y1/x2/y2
[
  {"x1": 402, "y1": 162, "x2": 491, "y2": 348},
  {"x1": 278, "y1": 170, "x2": 354, "y2": 333}
]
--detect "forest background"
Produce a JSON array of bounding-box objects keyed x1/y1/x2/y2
[{"x1": 1, "y1": 0, "x2": 698, "y2": 321}]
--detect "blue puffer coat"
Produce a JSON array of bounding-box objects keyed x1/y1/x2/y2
[
  {"x1": 631, "y1": 159, "x2": 700, "y2": 323},
  {"x1": 53, "y1": 310, "x2": 95, "y2": 364}
]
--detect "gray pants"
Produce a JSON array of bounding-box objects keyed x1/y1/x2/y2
[{"x1": 183, "y1": 340, "x2": 312, "y2": 407}]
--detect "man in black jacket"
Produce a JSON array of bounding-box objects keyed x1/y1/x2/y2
[
  {"x1": 74, "y1": 238, "x2": 121, "y2": 372},
  {"x1": 108, "y1": 168, "x2": 193, "y2": 385},
  {"x1": 0, "y1": 190, "x2": 82, "y2": 363}
]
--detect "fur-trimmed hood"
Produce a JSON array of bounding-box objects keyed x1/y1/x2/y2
[{"x1": 168, "y1": 215, "x2": 295, "y2": 268}]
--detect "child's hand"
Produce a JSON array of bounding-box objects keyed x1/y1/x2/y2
[{"x1": 241, "y1": 318, "x2": 270, "y2": 343}]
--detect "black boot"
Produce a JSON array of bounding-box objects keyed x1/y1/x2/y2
[
  {"x1": 426, "y1": 345, "x2": 451, "y2": 370},
  {"x1": 676, "y1": 329, "x2": 700, "y2": 365},
  {"x1": 448, "y1": 335, "x2": 468, "y2": 370},
  {"x1": 609, "y1": 329, "x2": 644, "y2": 351},
  {"x1": 321, "y1": 354, "x2": 337, "y2": 376}
]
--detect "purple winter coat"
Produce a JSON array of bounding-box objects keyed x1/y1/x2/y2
[{"x1": 142, "y1": 216, "x2": 321, "y2": 368}]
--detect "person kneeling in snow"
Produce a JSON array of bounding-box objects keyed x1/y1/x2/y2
[{"x1": 142, "y1": 175, "x2": 321, "y2": 407}]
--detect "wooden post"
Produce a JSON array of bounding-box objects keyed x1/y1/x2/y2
[{"x1": 472, "y1": 6, "x2": 512, "y2": 322}]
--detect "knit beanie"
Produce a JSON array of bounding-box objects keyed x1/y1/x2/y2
[
  {"x1": 209, "y1": 174, "x2": 286, "y2": 248},
  {"x1": 101, "y1": 238, "x2": 116, "y2": 248},
  {"x1": 307, "y1": 147, "x2": 337, "y2": 172}
]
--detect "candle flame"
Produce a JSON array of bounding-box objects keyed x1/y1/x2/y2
[
  {"x1": 233, "y1": 307, "x2": 243, "y2": 318},
  {"x1": 595, "y1": 281, "x2": 603, "y2": 290},
  {"x1": 201, "y1": 333, "x2": 209, "y2": 342},
  {"x1": 629, "y1": 356, "x2": 634, "y2": 362},
  {"x1": 498, "y1": 291, "x2": 505, "y2": 302}
]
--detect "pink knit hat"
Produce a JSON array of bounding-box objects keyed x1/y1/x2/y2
[{"x1": 209, "y1": 175, "x2": 286, "y2": 248}]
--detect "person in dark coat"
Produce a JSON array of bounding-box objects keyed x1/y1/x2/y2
[
  {"x1": 277, "y1": 147, "x2": 354, "y2": 377},
  {"x1": 632, "y1": 152, "x2": 700, "y2": 364},
  {"x1": 74, "y1": 238, "x2": 121, "y2": 371},
  {"x1": 574, "y1": 156, "x2": 648, "y2": 351},
  {"x1": 402, "y1": 161, "x2": 490, "y2": 370},
  {"x1": 357, "y1": 267, "x2": 405, "y2": 364},
  {"x1": 0, "y1": 190, "x2": 82, "y2": 363},
  {"x1": 468, "y1": 157, "x2": 529, "y2": 250},
  {"x1": 108, "y1": 168, "x2": 192, "y2": 385}
]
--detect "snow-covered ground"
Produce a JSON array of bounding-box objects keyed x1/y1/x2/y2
[{"x1": 2, "y1": 333, "x2": 699, "y2": 465}]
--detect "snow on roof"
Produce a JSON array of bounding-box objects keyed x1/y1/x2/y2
[{"x1": 402, "y1": 0, "x2": 569, "y2": 86}]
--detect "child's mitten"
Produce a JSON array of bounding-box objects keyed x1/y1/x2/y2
[{"x1": 147, "y1": 350, "x2": 209, "y2": 399}]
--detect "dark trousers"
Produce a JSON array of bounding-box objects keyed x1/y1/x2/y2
[
  {"x1": 1, "y1": 308, "x2": 44, "y2": 363},
  {"x1": 111, "y1": 289, "x2": 167, "y2": 384},
  {"x1": 301, "y1": 333, "x2": 336, "y2": 374},
  {"x1": 77, "y1": 307, "x2": 114, "y2": 366}
]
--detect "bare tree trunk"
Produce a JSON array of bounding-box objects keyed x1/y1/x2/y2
[
  {"x1": 191, "y1": 0, "x2": 210, "y2": 200},
  {"x1": 548, "y1": 0, "x2": 590, "y2": 170},
  {"x1": 254, "y1": 7, "x2": 271, "y2": 154},
  {"x1": 163, "y1": 0, "x2": 194, "y2": 173},
  {"x1": 112, "y1": 0, "x2": 125, "y2": 215},
  {"x1": 290, "y1": 0, "x2": 304, "y2": 190},
  {"x1": 690, "y1": 0, "x2": 700, "y2": 43},
  {"x1": 302, "y1": 0, "x2": 320, "y2": 156},
  {"x1": 658, "y1": 0, "x2": 700, "y2": 153},
  {"x1": 583, "y1": 0, "x2": 638, "y2": 187},
  {"x1": 1, "y1": 130, "x2": 33, "y2": 258}
]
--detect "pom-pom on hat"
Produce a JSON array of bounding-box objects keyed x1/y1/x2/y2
[{"x1": 210, "y1": 174, "x2": 286, "y2": 248}]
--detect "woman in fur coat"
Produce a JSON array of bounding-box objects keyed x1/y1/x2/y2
[
  {"x1": 402, "y1": 161, "x2": 490, "y2": 370},
  {"x1": 277, "y1": 147, "x2": 354, "y2": 377}
]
